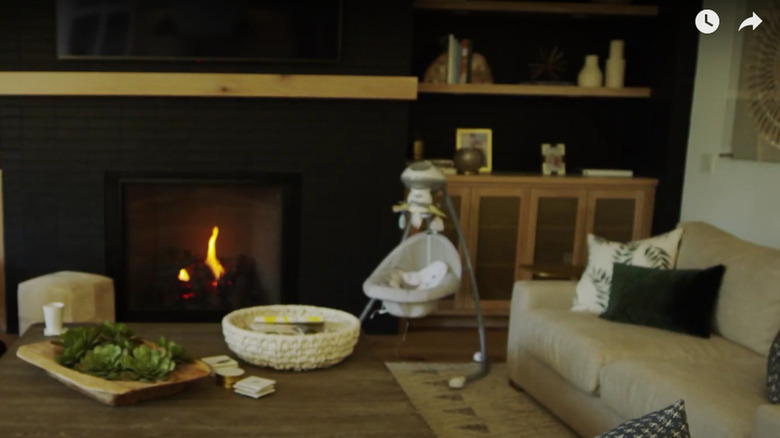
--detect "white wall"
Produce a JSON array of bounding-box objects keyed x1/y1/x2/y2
[{"x1": 681, "y1": 0, "x2": 780, "y2": 248}]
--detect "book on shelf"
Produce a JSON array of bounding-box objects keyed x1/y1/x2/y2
[
  {"x1": 446, "y1": 34, "x2": 459, "y2": 84},
  {"x1": 459, "y1": 38, "x2": 472, "y2": 84},
  {"x1": 581, "y1": 168, "x2": 634, "y2": 177},
  {"x1": 446, "y1": 35, "x2": 473, "y2": 84}
]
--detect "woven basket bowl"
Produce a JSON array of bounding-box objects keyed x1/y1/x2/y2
[{"x1": 222, "y1": 305, "x2": 361, "y2": 371}]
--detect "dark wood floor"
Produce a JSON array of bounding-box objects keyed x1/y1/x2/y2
[
  {"x1": 1, "y1": 327, "x2": 508, "y2": 363},
  {"x1": 366, "y1": 327, "x2": 508, "y2": 363}
]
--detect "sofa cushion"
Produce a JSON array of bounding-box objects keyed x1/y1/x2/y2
[
  {"x1": 573, "y1": 229, "x2": 683, "y2": 314},
  {"x1": 515, "y1": 310, "x2": 757, "y2": 394},
  {"x1": 600, "y1": 263, "x2": 725, "y2": 338},
  {"x1": 751, "y1": 404, "x2": 780, "y2": 438},
  {"x1": 676, "y1": 221, "x2": 780, "y2": 356},
  {"x1": 595, "y1": 399, "x2": 690, "y2": 438},
  {"x1": 600, "y1": 357, "x2": 767, "y2": 438}
]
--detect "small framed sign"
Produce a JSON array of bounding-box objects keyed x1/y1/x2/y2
[{"x1": 542, "y1": 143, "x2": 566, "y2": 175}]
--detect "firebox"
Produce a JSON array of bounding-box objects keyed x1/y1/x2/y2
[{"x1": 105, "y1": 173, "x2": 301, "y2": 322}]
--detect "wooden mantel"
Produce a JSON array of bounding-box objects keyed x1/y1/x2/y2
[{"x1": 0, "y1": 72, "x2": 419, "y2": 100}]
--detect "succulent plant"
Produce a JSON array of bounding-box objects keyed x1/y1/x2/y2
[
  {"x1": 121, "y1": 344, "x2": 176, "y2": 383},
  {"x1": 54, "y1": 322, "x2": 191, "y2": 383},
  {"x1": 77, "y1": 344, "x2": 124, "y2": 380}
]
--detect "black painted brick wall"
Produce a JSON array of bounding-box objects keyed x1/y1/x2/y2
[{"x1": 0, "y1": 0, "x2": 414, "y2": 333}]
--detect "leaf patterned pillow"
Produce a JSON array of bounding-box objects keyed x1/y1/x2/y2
[
  {"x1": 595, "y1": 399, "x2": 690, "y2": 438},
  {"x1": 572, "y1": 228, "x2": 684, "y2": 313}
]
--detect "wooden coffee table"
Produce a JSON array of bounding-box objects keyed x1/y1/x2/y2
[{"x1": 0, "y1": 323, "x2": 435, "y2": 437}]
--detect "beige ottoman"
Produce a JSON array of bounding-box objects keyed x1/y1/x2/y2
[{"x1": 17, "y1": 271, "x2": 115, "y2": 335}]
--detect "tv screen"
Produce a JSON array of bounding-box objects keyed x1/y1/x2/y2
[{"x1": 56, "y1": 0, "x2": 342, "y2": 62}]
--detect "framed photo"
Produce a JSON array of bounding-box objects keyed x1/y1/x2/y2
[
  {"x1": 541, "y1": 143, "x2": 566, "y2": 175},
  {"x1": 456, "y1": 128, "x2": 492, "y2": 174}
]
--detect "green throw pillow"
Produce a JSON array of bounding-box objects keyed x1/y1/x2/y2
[{"x1": 600, "y1": 263, "x2": 726, "y2": 337}]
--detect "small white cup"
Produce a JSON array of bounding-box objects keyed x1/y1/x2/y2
[{"x1": 43, "y1": 302, "x2": 65, "y2": 336}]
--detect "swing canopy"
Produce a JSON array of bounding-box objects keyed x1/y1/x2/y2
[{"x1": 363, "y1": 232, "x2": 462, "y2": 318}]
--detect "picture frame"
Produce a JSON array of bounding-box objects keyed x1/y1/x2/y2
[
  {"x1": 456, "y1": 128, "x2": 492, "y2": 174},
  {"x1": 541, "y1": 143, "x2": 566, "y2": 175}
]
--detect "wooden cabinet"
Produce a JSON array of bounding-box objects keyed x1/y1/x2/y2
[{"x1": 426, "y1": 174, "x2": 656, "y2": 323}]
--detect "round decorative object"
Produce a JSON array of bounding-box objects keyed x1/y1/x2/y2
[
  {"x1": 744, "y1": 3, "x2": 780, "y2": 149},
  {"x1": 454, "y1": 147, "x2": 484, "y2": 174},
  {"x1": 222, "y1": 305, "x2": 360, "y2": 371}
]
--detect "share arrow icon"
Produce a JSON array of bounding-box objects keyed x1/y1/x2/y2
[{"x1": 739, "y1": 12, "x2": 763, "y2": 31}]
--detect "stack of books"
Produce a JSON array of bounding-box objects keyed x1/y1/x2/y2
[
  {"x1": 249, "y1": 315, "x2": 326, "y2": 335},
  {"x1": 233, "y1": 376, "x2": 276, "y2": 399},
  {"x1": 446, "y1": 34, "x2": 474, "y2": 84},
  {"x1": 201, "y1": 355, "x2": 239, "y2": 372},
  {"x1": 581, "y1": 169, "x2": 634, "y2": 177}
]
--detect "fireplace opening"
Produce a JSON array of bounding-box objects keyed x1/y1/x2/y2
[{"x1": 106, "y1": 173, "x2": 301, "y2": 322}]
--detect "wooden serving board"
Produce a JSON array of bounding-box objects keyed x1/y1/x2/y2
[{"x1": 16, "y1": 341, "x2": 211, "y2": 406}]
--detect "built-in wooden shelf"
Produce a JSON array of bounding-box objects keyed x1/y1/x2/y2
[
  {"x1": 414, "y1": 0, "x2": 659, "y2": 17},
  {"x1": 418, "y1": 82, "x2": 652, "y2": 98},
  {"x1": 446, "y1": 173, "x2": 658, "y2": 187},
  {"x1": 0, "y1": 72, "x2": 419, "y2": 100}
]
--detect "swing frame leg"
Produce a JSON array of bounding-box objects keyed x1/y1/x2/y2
[{"x1": 442, "y1": 186, "x2": 490, "y2": 383}]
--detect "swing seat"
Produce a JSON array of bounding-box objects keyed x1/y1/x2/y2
[{"x1": 363, "y1": 233, "x2": 462, "y2": 318}]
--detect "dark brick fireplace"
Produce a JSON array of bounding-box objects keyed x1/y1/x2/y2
[
  {"x1": 0, "y1": 0, "x2": 414, "y2": 333},
  {"x1": 105, "y1": 172, "x2": 302, "y2": 323}
]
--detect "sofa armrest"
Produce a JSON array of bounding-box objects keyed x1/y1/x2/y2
[
  {"x1": 751, "y1": 404, "x2": 780, "y2": 438},
  {"x1": 510, "y1": 280, "x2": 577, "y2": 312}
]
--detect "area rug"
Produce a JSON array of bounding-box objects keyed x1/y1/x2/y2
[{"x1": 387, "y1": 362, "x2": 577, "y2": 438}]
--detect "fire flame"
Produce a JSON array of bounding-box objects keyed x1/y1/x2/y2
[
  {"x1": 205, "y1": 226, "x2": 225, "y2": 280},
  {"x1": 178, "y1": 269, "x2": 190, "y2": 282}
]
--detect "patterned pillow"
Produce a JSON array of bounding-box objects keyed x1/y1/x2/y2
[
  {"x1": 595, "y1": 399, "x2": 690, "y2": 438},
  {"x1": 769, "y1": 329, "x2": 780, "y2": 403},
  {"x1": 573, "y1": 228, "x2": 684, "y2": 313}
]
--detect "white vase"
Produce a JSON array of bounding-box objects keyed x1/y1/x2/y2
[
  {"x1": 605, "y1": 40, "x2": 626, "y2": 88},
  {"x1": 578, "y1": 55, "x2": 603, "y2": 88}
]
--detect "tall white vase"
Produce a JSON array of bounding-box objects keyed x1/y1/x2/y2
[
  {"x1": 577, "y1": 55, "x2": 603, "y2": 88},
  {"x1": 605, "y1": 40, "x2": 626, "y2": 88}
]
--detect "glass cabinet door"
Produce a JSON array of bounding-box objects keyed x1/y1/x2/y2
[
  {"x1": 434, "y1": 190, "x2": 464, "y2": 250},
  {"x1": 588, "y1": 191, "x2": 643, "y2": 243},
  {"x1": 432, "y1": 185, "x2": 470, "y2": 309},
  {"x1": 471, "y1": 190, "x2": 528, "y2": 304},
  {"x1": 526, "y1": 190, "x2": 586, "y2": 279}
]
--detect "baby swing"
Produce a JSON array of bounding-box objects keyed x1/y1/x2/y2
[{"x1": 360, "y1": 161, "x2": 489, "y2": 388}]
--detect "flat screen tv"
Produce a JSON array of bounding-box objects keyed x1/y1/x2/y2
[{"x1": 56, "y1": 0, "x2": 342, "y2": 62}]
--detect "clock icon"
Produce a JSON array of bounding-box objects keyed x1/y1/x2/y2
[{"x1": 696, "y1": 9, "x2": 720, "y2": 34}]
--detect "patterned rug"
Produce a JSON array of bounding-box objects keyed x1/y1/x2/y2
[{"x1": 387, "y1": 362, "x2": 578, "y2": 438}]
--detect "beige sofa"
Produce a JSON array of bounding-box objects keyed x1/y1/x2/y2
[{"x1": 507, "y1": 222, "x2": 780, "y2": 438}]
